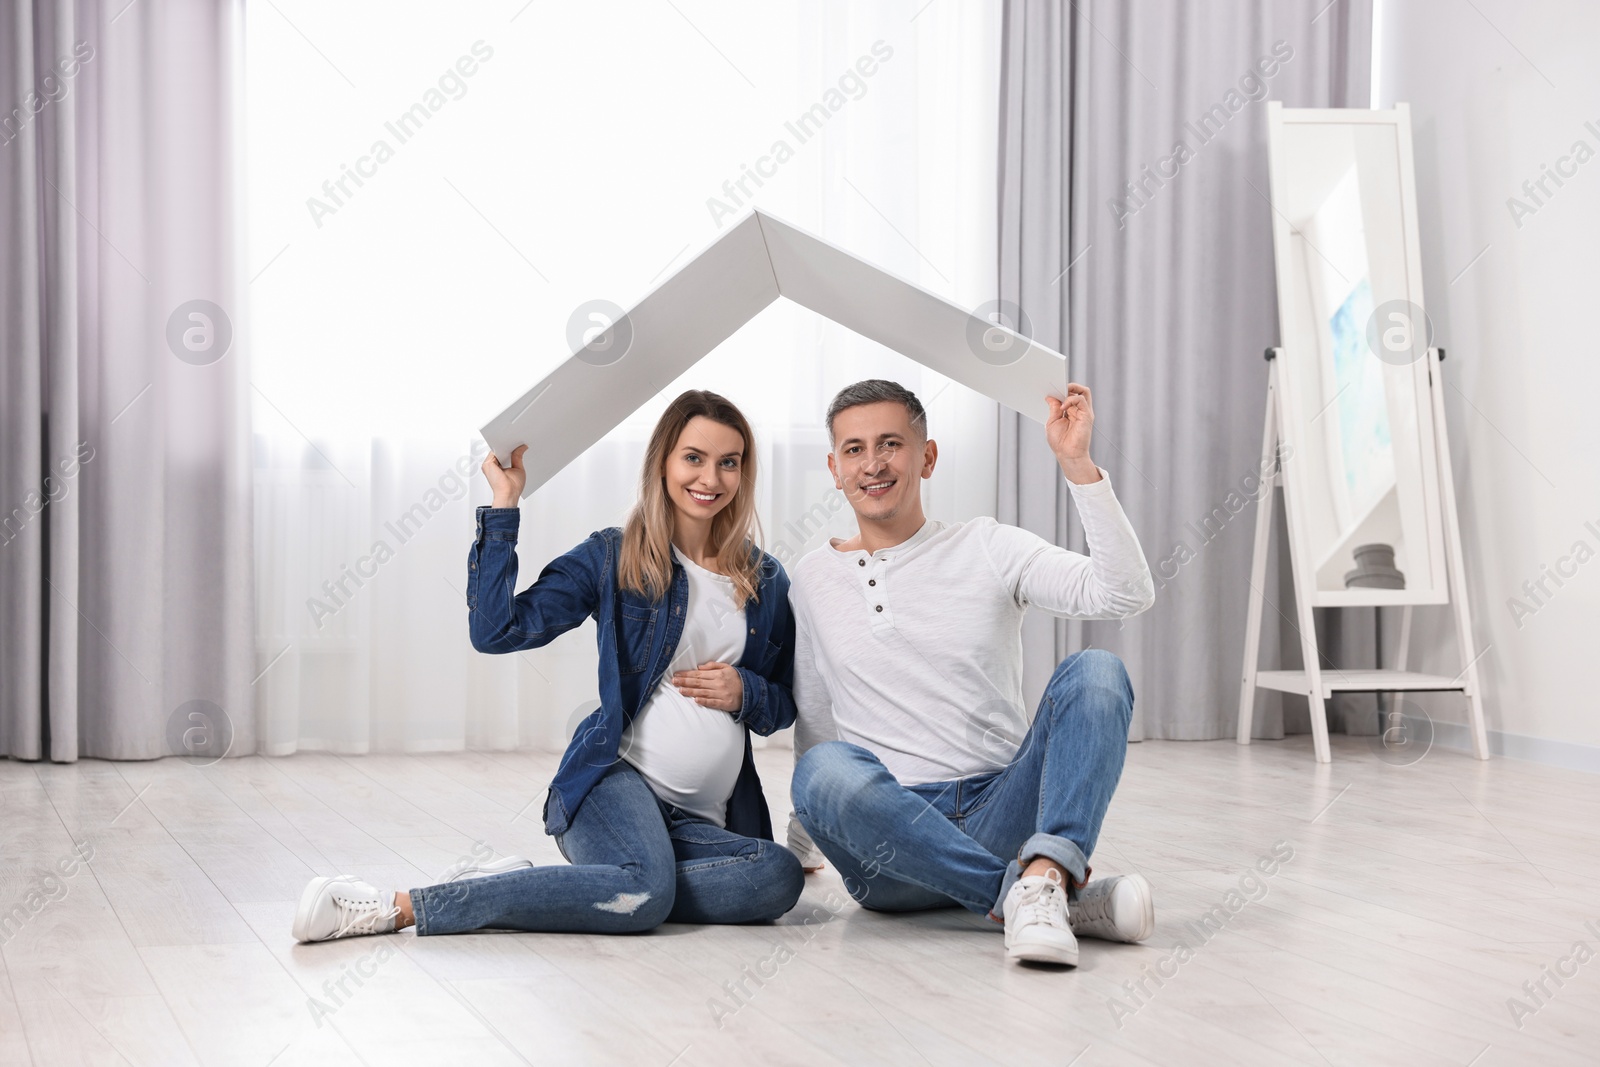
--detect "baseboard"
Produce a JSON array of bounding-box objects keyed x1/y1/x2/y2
[{"x1": 1424, "y1": 716, "x2": 1600, "y2": 774}]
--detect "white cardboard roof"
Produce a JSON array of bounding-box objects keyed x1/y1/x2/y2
[{"x1": 481, "y1": 209, "x2": 1068, "y2": 496}]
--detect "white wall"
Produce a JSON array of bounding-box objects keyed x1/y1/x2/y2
[{"x1": 1378, "y1": 0, "x2": 1600, "y2": 761}]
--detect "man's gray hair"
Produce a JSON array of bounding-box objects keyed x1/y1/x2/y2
[{"x1": 825, "y1": 379, "x2": 927, "y2": 443}]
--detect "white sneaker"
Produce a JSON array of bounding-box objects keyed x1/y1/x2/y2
[
  {"x1": 1002, "y1": 868, "x2": 1078, "y2": 966},
  {"x1": 787, "y1": 814, "x2": 825, "y2": 872},
  {"x1": 438, "y1": 854, "x2": 534, "y2": 883},
  {"x1": 1070, "y1": 874, "x2": 1155, "y2": 942},
  {"x1": 292, "y1": 876, "x2": 400, "y2": 943}
]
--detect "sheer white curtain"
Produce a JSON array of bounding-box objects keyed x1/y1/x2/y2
[{"x1": 246, "y1": 0, "x2": 1001, "y2": 754}]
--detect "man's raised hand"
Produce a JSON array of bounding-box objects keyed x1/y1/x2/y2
[{"x1": 1045, "y1": 385, "x2": 1102, "y2": 485}]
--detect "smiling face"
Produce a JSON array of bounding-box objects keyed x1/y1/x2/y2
[
  {"x1": 664, "y1": 415, "x2": 744, "y2": 525},
  {"x1": 827, "y1": 400, "x2": 936, "y2": 525}
]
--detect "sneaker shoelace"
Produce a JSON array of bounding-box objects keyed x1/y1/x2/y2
[
  {"x1": 1070, "y1": 884, "x2": 1114, "y2": 931},
  {"x1": 1013, "y1": 874, "x2": 1069, "y2": 929},
  {"x1": 331, "y1": 888, "x2": 400, "y2": 938}
]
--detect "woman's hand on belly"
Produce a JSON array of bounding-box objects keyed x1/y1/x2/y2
[{"x1": 671, "y1": 661, "x2": 743, "y2": 713}]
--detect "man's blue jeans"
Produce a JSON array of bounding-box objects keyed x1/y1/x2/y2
[
  {"x1": 411, "y1": 762, "x2": 804, "y2": 935},
  {"x1": 790, "y1": 649, "x2": 1133, "y2": 919}
]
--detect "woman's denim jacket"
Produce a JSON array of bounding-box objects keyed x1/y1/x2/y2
[{"x1": 466, "y1": 506, "x2": 797, "y2": 839}]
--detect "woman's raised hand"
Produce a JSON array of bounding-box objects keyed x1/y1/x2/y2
[
  {"x1": 672, "y1": 662, "x2": 744, "y2": 714},
  {"x1": 482, "y1": 444, "x2": 528, "y2": 508}
]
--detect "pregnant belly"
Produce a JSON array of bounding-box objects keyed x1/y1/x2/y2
[{"x1": 620, "y1": 690, "x2": 746, "y2": 799}]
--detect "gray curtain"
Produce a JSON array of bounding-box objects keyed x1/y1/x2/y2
[
  {"x1": 997, "y1": 0, "x2": 1371, "y2": 740},
  {"x1": 1, "y1": 0, "x2": 255, "y2": 760}
]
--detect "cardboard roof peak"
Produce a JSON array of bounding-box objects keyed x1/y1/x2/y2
[{"x1": 481, "y1": 209, "x2": 1067, "y2": 496}]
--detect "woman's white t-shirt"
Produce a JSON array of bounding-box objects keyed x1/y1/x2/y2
[{"x1": 618, "y1": 544, "x2": 747, "y2": 826}]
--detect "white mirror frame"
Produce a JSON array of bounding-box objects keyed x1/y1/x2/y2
[{"x1": 1264, "y1": 102, "x2": 1449, "y2": 607}]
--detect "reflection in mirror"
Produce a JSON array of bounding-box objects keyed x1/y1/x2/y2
[{"x1": 1274, "y1": 120, "x2": 1440, "y2": 596}]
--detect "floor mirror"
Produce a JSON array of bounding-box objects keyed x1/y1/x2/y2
[{"x1": 1238, "y1": 102, "x2": 1489, "y2": 764}]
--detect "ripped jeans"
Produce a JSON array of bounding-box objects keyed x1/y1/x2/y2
[{"x1": 410, "y1": 762, "x2": 803, "y2": 935}]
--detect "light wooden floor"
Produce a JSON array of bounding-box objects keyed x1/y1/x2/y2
[{"x1": 3, "y1": 736, "x2": 1597, "y2": 1066}]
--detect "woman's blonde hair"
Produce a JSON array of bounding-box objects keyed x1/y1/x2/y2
[{"x1": 618, "y1": 390, "x2": 764, "y2": 609}]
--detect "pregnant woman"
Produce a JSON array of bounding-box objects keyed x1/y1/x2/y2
[{"x1": 292, "y1": 390, "x2": 804, "y2": 942}]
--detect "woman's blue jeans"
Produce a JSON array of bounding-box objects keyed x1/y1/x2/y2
[
  {"x1": 410, "y1": 763, "x2": 804, "y2": 935},
  {"x1": 790, "y1": 649, "x2": 1134, "y2": 920}
]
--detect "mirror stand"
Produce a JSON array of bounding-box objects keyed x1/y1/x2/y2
[{"x1": 1236, "y1": 347, "x2": 1489, "y2": 764}]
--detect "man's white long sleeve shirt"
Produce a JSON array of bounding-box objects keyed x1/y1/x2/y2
[{"x1": 789, "y1": 470, "x2": 1155, "y2": 785}]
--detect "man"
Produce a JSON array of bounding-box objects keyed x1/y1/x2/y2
[{"x1": 787, "y1": 379, "x2": 1156, "y2": 966}]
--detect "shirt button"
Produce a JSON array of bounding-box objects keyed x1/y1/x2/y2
[
  {"x1": 858, "y1": 559, "x2": 866, "y2": 567},
  {"x1": 875, "y1": 605, "x2": 883, "y2": 612},
  {"x1": 868, "y1": 579, "x2": 876, "y2": 586}
]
